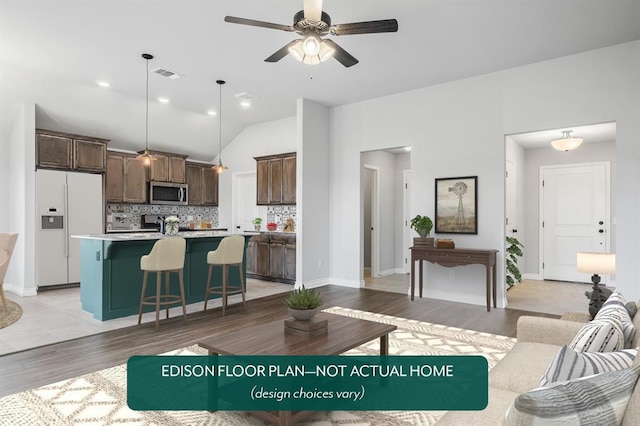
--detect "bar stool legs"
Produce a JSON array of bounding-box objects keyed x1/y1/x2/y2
[
  {"x1": 137, "y1": 268, "x2": 187, "y2": 331},
  {"x1": 204, "y1": 263, "x2": 246, "y2": 316}
]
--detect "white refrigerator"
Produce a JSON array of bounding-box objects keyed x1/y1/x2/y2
[{"x1": 36, "y1": 169, "x2": 104, "y2": 288}]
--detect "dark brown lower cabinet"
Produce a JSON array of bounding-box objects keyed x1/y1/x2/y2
[{"x1": 247, "y1": 233, "x2": 296, "y2": 284}]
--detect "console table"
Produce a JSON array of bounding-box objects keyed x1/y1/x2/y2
[{"x1": 410, "y1": 246, "x2": 499, "y2": 312}]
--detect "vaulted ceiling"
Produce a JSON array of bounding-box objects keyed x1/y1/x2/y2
[{"x1": 1, "y1": 0, "x2": 638, "y2": 157}]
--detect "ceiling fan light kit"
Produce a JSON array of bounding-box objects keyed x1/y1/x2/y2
[
  {"x1": 224, "y1": 0, "x2": 397, "y2": 68},
  {"x1": 551, "y1": 130, "x2": 583, "y2": 151}
]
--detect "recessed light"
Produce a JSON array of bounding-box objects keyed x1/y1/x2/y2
[
  {"x1": 97, "y1": 80, "x2": 111, "y2": 87},
  {"x1": 241, "y1": 100, "x2": 251, "y2": 108},
  {"x1": 207, "y1": 110, "x2": 217, "y2": 116},
  {"x1": 157, "y1": 97, "x2": 170, "y2": 104}
]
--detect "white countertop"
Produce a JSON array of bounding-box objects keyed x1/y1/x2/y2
[{"x1": 72, "y1": 231, "x2": 254, "y2": 241}]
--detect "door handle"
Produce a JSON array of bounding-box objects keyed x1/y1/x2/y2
[
  {"x1": 599, "y1": 229, "x2": 604, "y2": 233},
  {"x1": 512, "y1": 229, "x2": 518, "y2": 233},
  {"x1": 599, "y1": 221, "x2": 604, "y2": 225}
]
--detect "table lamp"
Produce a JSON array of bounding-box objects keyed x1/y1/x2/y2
[{"x1": 577, "y1": 252, "x2": 615, "y2": 319}]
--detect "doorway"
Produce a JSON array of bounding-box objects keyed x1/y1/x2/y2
[
  {"x1": 360, "y1": 148, "x2": 411, "y2": 293},
  {"x1": 505, "y1": 122, "x2": 616, "y2": 313}
]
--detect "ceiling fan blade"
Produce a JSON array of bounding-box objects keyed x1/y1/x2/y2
[
  {"x1": 224, "y1": 16, "x2": 295, "y2": 32},
  {"x1": 323, "y1": 39, "x2": 358, "y2": 68},
  {"x1": 265, "y1": 40, "x2": 299, "y2": 62},
  {"x1": 331, "y1": 19, "x2": 398, "y2": 36},
  {"x1": 303, "y1": 0, "x2": 323, "y2": 21}
]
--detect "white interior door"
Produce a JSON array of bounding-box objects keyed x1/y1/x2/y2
[
  {"x1": 234, "y1": 172, "x2": 257, "y2": 232},
  {"x1": 541, "y1": 162, "x2": 610, "y2": 283}
]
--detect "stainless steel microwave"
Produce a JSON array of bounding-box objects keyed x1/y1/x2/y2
[{"x1": 149, "y1": 181, "x2": 188, "y2": 205}]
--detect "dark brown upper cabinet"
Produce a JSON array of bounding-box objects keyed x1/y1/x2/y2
[
  {"x1": 146, "y1": 151, "x2": 187, "y2": 183},
  {"x1": 186, "y1": 162, "x2": 218, "y2": 206},
  {"x1": 255, "y1": 152, "x2": 296, "y2": 205},
  {"x1": 105, "y1": 151, "x2": 147, "y2": 203},
  {"x1": 36, "y1": 129, "x2": 108, "y2": 173}
]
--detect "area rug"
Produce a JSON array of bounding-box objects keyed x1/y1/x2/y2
[
  {"x1": 0, "y1": 299, "x2": 23, "y2": 329},
  {"x1": 0, "y1": 307, "x2": 516, "y2": 426}
]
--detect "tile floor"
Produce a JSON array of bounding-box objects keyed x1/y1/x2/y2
[{"x1": 0, "y1": 279, "x2": 292, "y2": 356}]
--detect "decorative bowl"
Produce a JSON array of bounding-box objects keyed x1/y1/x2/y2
[{"x1": 266, "y1": 222, "x2": 277, "y2": 231}]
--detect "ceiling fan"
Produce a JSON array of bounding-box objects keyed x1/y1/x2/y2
[{"x1": 224, "y1": 0, "x2": 398, "y2": 67}]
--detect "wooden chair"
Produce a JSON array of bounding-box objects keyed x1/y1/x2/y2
[
  {"x1": 0, "y1": 233, "x2": 19, "y2": 311},
  {"x1": 204, "y1": 235, "x2": 246, "y2": 315},
  {"x1": 137, "y1": 237, "x2": 188, "y2": 330}
]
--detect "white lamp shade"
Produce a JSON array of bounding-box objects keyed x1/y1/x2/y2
[
  {"x1": 288, "y1": 39, "x2": 334, "y2": 65},
  {"x1": 576, "y1": 252, "x2": 615, "y2": 275}
]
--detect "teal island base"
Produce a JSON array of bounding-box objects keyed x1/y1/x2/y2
[{"x1": 76, "y1": 233, "x2": 249, "y2": 320}]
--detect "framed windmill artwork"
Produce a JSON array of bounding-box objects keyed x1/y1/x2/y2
[{"x1": 435, "y1": 176, "x2": 478, "y2": 234}]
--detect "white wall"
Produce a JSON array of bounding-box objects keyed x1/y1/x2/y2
[
  {"x1": 523, "y1": 140, "x2": 616, "y2": 275},
  {"x1": 216, "y1": 116, "x2": 296, "y2": 229},
  {"x1": 330, "y1": 41, "x2": 640, "y2": 307},
  {"x1": 297, "y1": 99, "x2": 330, "y2": 288},
  {"x1": 0, "y1": 129, "x2": 8, "y2": 231},
  {"x1": 6, "y1": 102, "x2": 37, "y2": 296}
]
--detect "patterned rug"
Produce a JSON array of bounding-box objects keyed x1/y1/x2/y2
[
  {"x1": 0, "y1": 307, "x2": 516, "y2": 425},
  {"x1": 0, "y1": 299, "x2": 22, "y2": 329}
]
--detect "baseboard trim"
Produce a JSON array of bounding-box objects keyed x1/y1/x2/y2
[
  {"x1": 522, "y1": 273, "x2": 542, "y2": 281},
  {"x1": 4, "y1": 282, "x2": 38, "y2": 297},
  {"x1": 327, "y1": 278, "x2": 361, "y2": 288}
]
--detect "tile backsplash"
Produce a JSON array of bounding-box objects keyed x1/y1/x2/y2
[
  {"x1": 106, "y1": 203, "x2": 218, "y2": 230},
  {"x1": 264, "y1": 205, "x2": 297, "y2": 230}
]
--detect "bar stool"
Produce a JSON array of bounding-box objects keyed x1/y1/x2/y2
[
  {"x1": 138, "y1": 237, "x2": 188, "y2": 330},
  {"x1": 204, "y1": 235, "x2": 246, "y2": 315}
]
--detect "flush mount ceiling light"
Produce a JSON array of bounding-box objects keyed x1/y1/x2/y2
[
  {"x1": 96, "y1": 80, "x2": 111, "y2": 87},
  {"x1": 551, "y1": 130, "x2": 583, "y2": 151},
  {"x1": 212, "y1": 80, "x2": 228, "y2": 174},
  {"x1": 136, "y1": 53, "x2": 157, "y2": 165},
  {"x1": 157, "y1": 97, "x2": 170, "y2": 104}
]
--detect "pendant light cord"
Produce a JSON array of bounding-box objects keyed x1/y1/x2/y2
[
  {"x1": 218, "y1": 81, "x2": 223, "y2": 163},
  {"x1": 145, "y1": 57, "x2": 149, "y2": 152}
]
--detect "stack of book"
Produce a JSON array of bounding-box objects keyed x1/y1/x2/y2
[
  {"x1": 413, "y1": 237, "x2": 434, "y2": 247},
  {"x1": 435, "y1": 239, "x2": 455, "y2": 249}
]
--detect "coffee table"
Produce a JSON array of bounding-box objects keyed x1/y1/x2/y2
[{"x1": 198, "y1": 312, "x2": 397, "y2": 425}]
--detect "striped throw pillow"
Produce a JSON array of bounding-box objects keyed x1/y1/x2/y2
[
  {"x1": 539, "y1": 345, "x2": 637, "y2": 387},
  {"x1": 595, "y1": 291, "x2": 637, "y2": 349},
  {"x1": 569, "y1": 317, "x2": 624, "y2": 352},
  {"x1": 505, "y1": 363, "x2": 640, "y2": 426}
]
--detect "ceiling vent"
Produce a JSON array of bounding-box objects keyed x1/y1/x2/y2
[
  {"x1": 234, "y1": 92, "x2": 259, "y2": 101},
  {"x1": 151, "y1": 67, "x2": 183, "y2": 79}
]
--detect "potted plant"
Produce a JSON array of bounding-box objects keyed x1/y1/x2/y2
[
  {"x1": 506, "y1": 236, "x2": 524, "y2": 288},
  {"x1": 284, "y1": 284, "x2": 323, "y2": 321},
  {"x1": 251, "y1": 217, "x2": 262, "y2": 231},
  {"x1": 164, "y1": 216, "x2": 180, "y2": 235},
  {"x1": 410, "y1": 215, "x2": 433, "y2": 238}
]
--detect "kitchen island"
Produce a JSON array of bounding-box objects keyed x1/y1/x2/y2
[{"x1": 73, "y1": 232, "x2": 251, "y2": 320}]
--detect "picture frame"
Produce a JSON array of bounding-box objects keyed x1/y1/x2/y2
[{"x1": 435, "y1": 176, "x2": 478, "y2": 234}]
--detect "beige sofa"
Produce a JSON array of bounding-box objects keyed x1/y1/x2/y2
[{"x1": 437, "y1": 301, "x2": 640, "y2": 425}]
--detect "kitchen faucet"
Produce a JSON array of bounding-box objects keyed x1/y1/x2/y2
[{"x1": 156, "y1": 216, "x2": 166, "y2": 234}]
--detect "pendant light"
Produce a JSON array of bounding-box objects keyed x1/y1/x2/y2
[
  {"x1": 212, "y1": 79, "x2": 228, "y2": 174},
  {"x1": 550, "y1": 130, "x2": 583, "y2": 152},
  {"x1": 137, "y1": 53, "x2": 157, "y2": 165}
]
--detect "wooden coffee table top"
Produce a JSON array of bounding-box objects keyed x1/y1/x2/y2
[{"x1": 198, "y1": 312, "x2": 396, "y2": 355}]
